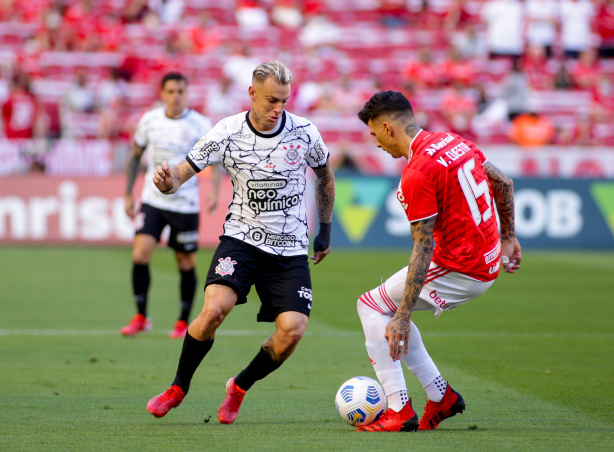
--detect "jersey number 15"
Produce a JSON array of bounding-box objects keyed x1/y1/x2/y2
[{"x1": 457, "y1": 158, "x2": 492, "y2": 226}]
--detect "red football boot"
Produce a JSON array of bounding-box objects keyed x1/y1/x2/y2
[
  {"x1": 217, "y1": 378, "x2": 246, "y2": 424},
  {"x1": 418, "y1": 383, "x2": 465, "y2": 430},
  {"x1": 357, "y1": 400, "x2": 419, "y2": 432},
  {"x1": 169, "y1": 320, "x2": 188, "y2": 339},
  {"x1": 120, "y1": 314, "x2": 152, "y2": 336},
  {"x1": 146, "y1": 385, "x2": 185, "y2": 418}
]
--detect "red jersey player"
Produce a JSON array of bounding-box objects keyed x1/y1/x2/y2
[
  {"x1": 356, "y1": 91, "x2": 521, "y2": 433},
  {"x1": 1, "y1": 74, "x2": 41, "y2": 139}
]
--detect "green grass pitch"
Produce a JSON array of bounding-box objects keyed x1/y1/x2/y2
[{"x1": 0, "y1": 246, "x2": 612, "y2": 451}]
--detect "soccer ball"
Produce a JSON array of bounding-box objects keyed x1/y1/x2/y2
[{"x1": 335, "y1": 376, "x2": 386, "y2": 427}]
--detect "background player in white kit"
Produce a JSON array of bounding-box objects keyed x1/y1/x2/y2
[
  {"x1": 355, "y1": 91, "x2": 522, "y2": 432},
  {"x1": 145, "y1": 61, "x2": 336, "y2": 423},
  {"x1": 121, "y1": 73, "x2": 218, "y2": 339}
]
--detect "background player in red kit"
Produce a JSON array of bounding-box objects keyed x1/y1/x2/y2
[
  {"x1": 1, "y1": 73, "x2": 43, "y2": 139},
  {"x1": 355, "y1": 91, "x2": 522, "y2": 432}
]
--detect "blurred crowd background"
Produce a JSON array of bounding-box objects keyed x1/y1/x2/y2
[{"x1": 1, "y1": 0, "x2": 613, "y2": 175}]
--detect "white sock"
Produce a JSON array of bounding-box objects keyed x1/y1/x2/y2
[
  {"x1": 399, "y1": 320, "x2": 441, "y2": 390},
  {"x1": 424, "y1": 375, "x2": 447, "y2": 403},
  {"x1": 357, "y1": 295, "x2": 407, "y2": 401},
  {"x1": 387, "y1": 389, "x2": 409, "y2": 412}
]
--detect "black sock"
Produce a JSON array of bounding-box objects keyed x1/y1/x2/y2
[
  {"x1": 171, "y1": 332, "x2": 213, "y2": 394},
  {"x1": 235, "y1": 347, "x2": 283, "y2": 391},
  {"x1": 179, "y1": 268, "x2": 196, "y2": 322},
  {"x1": 132, "y1": 264, "x2": 150, "y2": 316}
]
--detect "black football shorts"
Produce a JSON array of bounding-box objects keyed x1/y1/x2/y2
[
  {"x1": 135, "y1": 203, "x2": 199, "y2": 253},
  {"x1": 205, "y1": 236, "x2": 313, "y2": 322}
]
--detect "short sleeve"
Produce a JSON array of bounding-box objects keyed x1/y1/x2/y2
[
  {"x1": 398, "y1": 168, "x2": 438, "y2": 224},
  {"x1": 474, "y1": 146, "x2": 487, "y2": 166},
  {"x1": 133, "y1": 112, "x2": 149, "y2": 148},
  {"x1": 305, "y1": 128, "x2": 329, "y2": 169},
  {"x1": 186, "y1": 122, "x2": 225, "y2": 172}
]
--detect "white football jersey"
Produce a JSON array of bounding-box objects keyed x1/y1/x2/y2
[
  {"x1": 186, "y1": 111, "x2": 329, "y2": 256},
  {"x1": 134, "y1": 107, "x2": 213, "y2": 213}
]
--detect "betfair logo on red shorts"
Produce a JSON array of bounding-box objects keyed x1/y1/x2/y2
[{"x1": 429, "y1": 290, "x2": 449, "y2": 309}]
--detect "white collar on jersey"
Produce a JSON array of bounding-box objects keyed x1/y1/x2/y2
[
  {"x1": 408, "y1": 128, "x2": 424, "y2": 161},
  {"x1": 165, "y1": 108, "x2": 190, "y2": 120}
]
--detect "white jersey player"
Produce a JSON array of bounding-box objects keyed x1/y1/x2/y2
[
  {"x1": 185, "y1": 109, "x2": 328, "y2": 256},
  {"x1": 121, "y1": 72, "x2": 217, "y2": 340},
  {"x1": 146, "y1": 61, "x2": 336, "y2": 426},
  {"x1": 134, "y1": 106, "x2": 211, "y2": 214}
]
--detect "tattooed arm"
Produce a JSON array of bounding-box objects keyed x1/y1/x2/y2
[
  {"x1": 386, "y1": 217, "x2": 435, "y2": 361},
  {"x1": 153, "y1": 160, "x2": 197, "y2": 195},
  {"x1": 483, "y1": 161, "x2": 522, "y2": 274},
  {"x1": 311, "y1": 159, "x2": 336, "y2": 264}
]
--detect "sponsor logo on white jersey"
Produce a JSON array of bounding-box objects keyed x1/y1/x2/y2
[
  {"x1": 285, "y1": 127, "x2": 308, "y2": 136},
  {"x1": 230, "y1": 130, "x2": 253, "y2": 140}
]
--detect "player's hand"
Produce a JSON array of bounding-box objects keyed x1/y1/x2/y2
[
  {"x1": 124, "y1": 195, "x2": 135, "y2": 219},
  {"x1": 310, "y1": 248, "x2": 329, "y2": 265},
  {"x1": 501, "y1": 237, "x2": 522, "y2": 274},
  {"x1": 153, "y1": 161, "x2": 175, "y2": 193},
  {"x1": 385, "y1": 314, "x2": 410, "y2": 362}
]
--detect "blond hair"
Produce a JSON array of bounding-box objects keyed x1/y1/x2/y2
[{"x1": 252, "y1": 60, "x2": 292, "y2": 85}]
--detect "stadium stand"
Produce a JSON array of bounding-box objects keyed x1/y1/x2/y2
[{"x1": 0, "y1": 0, "x2": 613, "y2": 175}]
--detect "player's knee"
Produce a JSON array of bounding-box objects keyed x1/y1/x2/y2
[
  {"x1": 132, "y1": 254, "x2": 149, "y2": 265},
  {"x1": 200, "y1": 306, "x2": 226, "y2": 327},
  {"x1": 277, "y1": 324, "x2": 305, "y2": 349},
  {"x1": 356, "y1": 295, "x2": 364, "y2": 312},
  {"x1": 286, "y1": 328, "x2": 305, "y2": 347},
  {"x1": 177, "y1": 262, "x2": 194, "y2": 272},
  {"x1": 356, "y1": 292, "x2": 374, "y2": 319},
  {"x1": 175, "y1": 252, "x2": 195, "y2": 271},
  {"x1": 198, "y1": 302, "x2": 228, "y2": 330}
]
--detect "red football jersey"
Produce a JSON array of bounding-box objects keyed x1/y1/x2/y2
[
  {"x1": 397, "y1": 130, "x2": 501, "y2": 281},
  {"x1": 2, "y1": 92, "x2": 38, "y2": 138}
]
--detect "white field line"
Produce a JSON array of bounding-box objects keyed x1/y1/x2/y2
[{"x1": 0, "y1": 329, "x2": 612, "y2": 339}]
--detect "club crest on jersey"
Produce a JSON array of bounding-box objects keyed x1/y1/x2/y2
[
  {"x1": 283, "y1": 144, "x2": 301, "y2": 165},
  {"x1": 215, "y1": 257, "x2": 237, "y2": 276}
]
